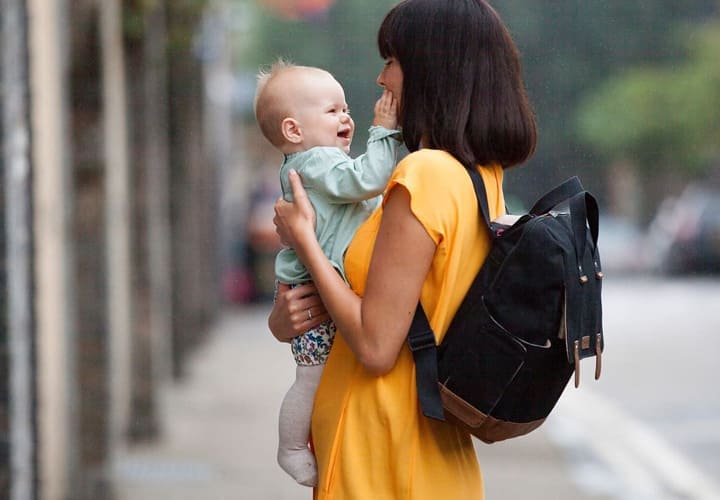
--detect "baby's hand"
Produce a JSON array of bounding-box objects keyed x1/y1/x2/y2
[{"x1": 372, "y1": 90, "x2": 398, "y2": 130}]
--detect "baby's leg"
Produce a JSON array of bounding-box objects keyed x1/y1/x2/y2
[{"x1": 277, "y1": 364, "x2": 324, "y2": 487}]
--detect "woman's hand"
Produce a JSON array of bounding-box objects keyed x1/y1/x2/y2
[
  {"x1": 269, "y1": 282, "x2": 331, "y2": 342},
  {"x1": 273, "y1": 169, "x2": 316, "y2": 250}
]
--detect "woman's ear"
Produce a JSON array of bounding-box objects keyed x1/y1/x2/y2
[{"x1": 281, "y1": 118, "x2": 303, "y2": 145}]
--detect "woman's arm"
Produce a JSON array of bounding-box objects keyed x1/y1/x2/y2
[{"x1": 274, "y1": 169, "x2": 436, "y2": 375}]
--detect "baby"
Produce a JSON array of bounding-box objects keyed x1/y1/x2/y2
[{"x1": 254, "y1": 61, "x2": 400, "y2": 487}]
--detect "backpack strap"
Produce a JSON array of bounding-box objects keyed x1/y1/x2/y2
[
  {"x1": 409, "y1": 168, "x2": 491, "y2": 422},
  {"x1": 468, "y1": 169, "x2": 492, "y2": 229},
  {"x1": 408, "y1": 304, "x2": 445, "y2": 420},
  {"x1": 569, "y1": 190, "x2": 601, "y2": 281}
]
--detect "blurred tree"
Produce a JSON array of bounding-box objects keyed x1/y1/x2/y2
[
  {"x1": 577, "y1": 22, "x2": 720, "y2": 177},
  {"x1": 491, "y1": 0, "x2": 718, "y2": 201},
  {"x1": 575, "y1": 20, "x2": 720, "y2": 220},
  {"x1": 240, "y1": 0, "x2": 718, "y2": 205}
]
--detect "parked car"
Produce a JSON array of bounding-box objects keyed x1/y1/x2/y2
[
  {"x1": 597, "y1": 215, "x2": 649, "y2": 275},
  {"x1": 646, "y1": 185, "x2": 720, "y2": 275}
]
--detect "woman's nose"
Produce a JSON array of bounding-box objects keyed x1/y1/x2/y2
[{"x1": 376, "y1": 71, "x2": 384, "y2": 87}]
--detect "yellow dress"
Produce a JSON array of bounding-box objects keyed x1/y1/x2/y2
[{"x1": 311, "y1": 149, "x2": 505, "y2": 500}]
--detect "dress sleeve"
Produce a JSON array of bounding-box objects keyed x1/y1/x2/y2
[{"x1": 384, "y1": 149, "x2": 505, "y2": 245}]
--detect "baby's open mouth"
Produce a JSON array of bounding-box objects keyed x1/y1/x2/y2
[{"x1": 337, "y1": 129, "x2": 351, "y2": 139}]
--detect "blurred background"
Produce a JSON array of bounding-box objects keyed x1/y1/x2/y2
[{"x1": 2, "y1": 0, "x2": 719, "y2": 499}]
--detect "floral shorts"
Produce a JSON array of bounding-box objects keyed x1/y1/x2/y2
[{"x1": 291, "y1": 319, "x2": 336, "y2": 366}]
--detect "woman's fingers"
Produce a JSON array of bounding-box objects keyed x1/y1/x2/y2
[
  {"x1": 273, "y1": 171, "x2": 316, "y2": 249},
  {"x1": 273, "y1": 208, "x2": 291, "y2": 247},
  {"x1": 269, "y1": 283, "x2": 308, "y2": 342},
  {"x1": 288, "y1": 284, "x2": 325, "y2": 313},
  {"x1": 290, "y1": 284, "x2": 328, "y2": 331},
  {"x1": 287, "y1": 170, "x2": 314, "y2": 223},
  {"x1": 294, "y1": 305, "x2": 328, "y2": 331},
  {"x1": 304, "y1": 310, "x2": 331, "y2": 331},
  {"x1": 270, "y1": 282, "x2": 329, "y2": 340}
]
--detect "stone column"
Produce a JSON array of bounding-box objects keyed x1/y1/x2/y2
[{"x1": 26, "y1": 0, "x2": 78, "y2": 498}]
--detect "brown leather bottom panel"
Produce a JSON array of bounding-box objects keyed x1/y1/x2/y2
[{"x1": 439, "y1": 384, "x2": 546, "y2": 444}]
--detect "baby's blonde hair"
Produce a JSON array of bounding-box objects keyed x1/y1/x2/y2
[{"x1": 254, "y1": 58, "x2": 297, "y2": 147}]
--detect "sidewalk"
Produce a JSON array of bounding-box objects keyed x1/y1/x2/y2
[{"x1": 113, "y1": 305, "x2": 610, "y2": 500}]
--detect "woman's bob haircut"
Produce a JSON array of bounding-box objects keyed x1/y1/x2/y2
[{"x1": 378, "y1": 0, "x2": 537, "y2": 169}]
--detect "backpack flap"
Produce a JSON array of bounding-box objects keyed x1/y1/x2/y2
[{"x1": 562, "y1": 189, "x2": 604, "y2": 388}]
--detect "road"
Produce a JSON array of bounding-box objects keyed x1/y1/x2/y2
[{"x1": 547, "y1": 275, "x2": 720, "y2": 500}]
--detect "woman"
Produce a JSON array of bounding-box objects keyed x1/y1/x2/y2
[{"x1": 270, "y1": 0, "x2": 536, "y2": 497}]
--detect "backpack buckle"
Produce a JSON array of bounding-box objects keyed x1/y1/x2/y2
[
  {"x1": 408, "y1": 329, "x2": 436, "y2": 352},
  {"x1": 573, "y1": 340, "x2": 581, "y2": 388},
  {"x1": 573, "y1": 334, "x2": 603, "y2": 388}
]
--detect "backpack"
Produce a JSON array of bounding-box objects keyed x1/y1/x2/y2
[{"x1": 408, "y1": 170, "x2": 604, "y2": 444}]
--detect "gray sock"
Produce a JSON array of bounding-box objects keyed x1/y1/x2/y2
[{"x1": 277, "y1": 364, "x2": 324, "y2": 487}]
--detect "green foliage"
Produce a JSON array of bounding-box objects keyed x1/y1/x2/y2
[
  {"x1": 577, "y1": 22, "x2": 720, "y2": 175},
  {"x1": 491, "y1": 0, "x2": 718, "y2": 195},
  {"x1": 239, "y1": 0, "x2": 718, "y2": 200}
]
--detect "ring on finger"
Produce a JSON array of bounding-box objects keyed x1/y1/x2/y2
[{"x1": 307, "y1": 309, "x2": 312, "y2": 321}]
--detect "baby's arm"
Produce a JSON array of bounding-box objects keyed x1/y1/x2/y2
[
  {"x1": 372, "y1": 89, "x2": 398, "y2": 130},
  {"x1": 301, "y1": 91, "x2": 400, "y2": 202}
]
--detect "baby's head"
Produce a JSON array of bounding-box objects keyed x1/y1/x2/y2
[{"x1": 255, "y1": 61, "x2": 355, "y2": 155}]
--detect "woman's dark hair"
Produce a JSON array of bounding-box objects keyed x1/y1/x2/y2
[{"x1": 378, "y1": 0, "x2": 536, "y2": 169}]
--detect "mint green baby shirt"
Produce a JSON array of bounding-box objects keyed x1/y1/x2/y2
[{"x1": 275, "y1": 126, "x2": 401, "y2": 284}]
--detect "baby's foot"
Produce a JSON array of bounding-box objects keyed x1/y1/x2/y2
[{"x1": 278, "y1": 448, "x2": 318, "y2": 487}]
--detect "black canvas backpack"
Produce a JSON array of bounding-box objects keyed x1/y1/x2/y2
[{"x1": 408, "y1": 170, "x2": 604, "y2": 443}]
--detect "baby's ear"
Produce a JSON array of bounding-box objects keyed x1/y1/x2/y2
[{"x1": 281, "y1": 118, "x2": 302, "y2": 144}]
